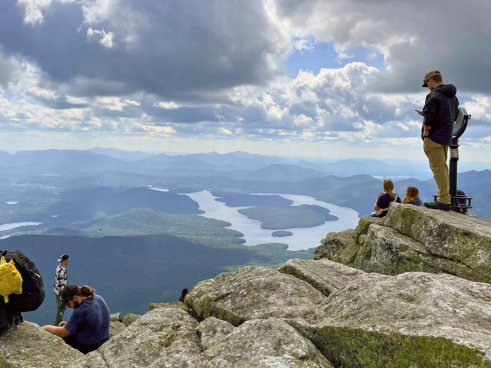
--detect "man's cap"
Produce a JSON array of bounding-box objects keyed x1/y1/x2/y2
[
  {"x1": 58, "y1": 284, "x2": 79, "y2": 309},
  {"x1": 423, "y1": 70, "x2": 441, "y2": 87},
  {"x1": 57, "y1": 254, "x2": 69, "y2": 262}
]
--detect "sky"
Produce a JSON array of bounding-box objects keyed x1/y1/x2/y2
[{"x1": 0, "y1": 0, "x2": 490, "y2": 161}]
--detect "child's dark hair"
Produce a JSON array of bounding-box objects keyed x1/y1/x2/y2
[{"x1": 181, "y1": 288, "x2": 188, "y2": 298}]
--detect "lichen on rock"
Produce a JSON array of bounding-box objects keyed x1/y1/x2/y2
[
  {"x1": 0, "y1": 321, "x2": 82, "y2": 368},
  {"x1": 196, "y1": 317, "x2": 334, "y2": 367},
  {"x1": 70, "y1": 308, "x2": 201, "y2": 368},
  {"x1": 185, "y1": 266, "x2": 326, "y2": 326},
  {"x1": 315, "y1": 203, "x2": 491, "y2": 283},
  {"x1": 278, "y1": 258, "x2": 370, "y2": 296},
  {"x1": 314, "y1": 228, "x2": 355, "y2": 261},
  {"x1": 287, "y1": 270, "x2": 491, "y2": 368}
]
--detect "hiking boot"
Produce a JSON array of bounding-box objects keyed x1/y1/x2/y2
[{"x1": 424, "y1": 201, "x2": 451, "y2": 211}]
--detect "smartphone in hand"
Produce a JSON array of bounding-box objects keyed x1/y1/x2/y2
[{"x1": 415, "y1": 110, "x2": 424, "y2": 116}]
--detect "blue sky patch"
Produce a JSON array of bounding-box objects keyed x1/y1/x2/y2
[{"x1": 284, "y1": 42, "x2": 385, "y2": 79}]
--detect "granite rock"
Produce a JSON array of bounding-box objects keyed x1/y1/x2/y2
[
  {"x1": 288, "y1": 270, "x2": 491, "y2": 368},
  {"x1": 69, "y1": 308, "x2": 201, "y2": 368},
  {"x1": 0, "y1": 322, "x2": 82, "y2": 368},
  {"x1": 185, "y1": 266, "x2": 326, "y2": 326},
  {"x1": 196, "y1": 318, "x2": 333, "y2": 368},
  {"x1": 278, "y1": 258, "x2": 371, "y2": 296}
]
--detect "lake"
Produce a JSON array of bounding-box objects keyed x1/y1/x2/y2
[
  {"x1": 0, "y1": 222, "x2": 42, "y2": 232},
  {"x1": 184, "y1": 191, "x2": 359, "y2": 251}
]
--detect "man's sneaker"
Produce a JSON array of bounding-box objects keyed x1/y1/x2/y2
[{"x1": 424, "y1": 201, "x2": 451, "y2": 211}]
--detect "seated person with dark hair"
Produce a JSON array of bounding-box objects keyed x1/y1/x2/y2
[
  {"x1": 371, "y1": 179, "x2": 401, "y2": 218},
  {"x1": 42, "y1": 284, "x2": 110, "y2": 355}
]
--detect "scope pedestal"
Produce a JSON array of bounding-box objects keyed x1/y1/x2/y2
[{"x1": 432, "y1": 137, "x2": 472, "y2": 213}]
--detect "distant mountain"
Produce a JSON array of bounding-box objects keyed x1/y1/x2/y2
[
  {"x1": 179, "y1": 174, "x2": 376, "y2": 196},
  {"x1": 321, "y1": 159, "x2": 432, "y2": 180},
  {"x1": 0, "y1": 151, "x2": 12, "y2": 161},
  {"x1": 314, "y1": 178, "x2": 382, "y2": 217},
  {"x1": 455, "y1": 170, "x2": 491, "y2": 193},
  {"x1": 48, "y1": 187, "x2": 204, "y2": 219},
  {"x1": 73, "y1": 170, "x2": 167, "y2": 187},
  {"x1": 217, "y1": 164, "x2": 326, "y2": 182},
  {"x1": 87, "y1": 147, "x2": 155, "y2": 161},
  {"x1": 310, "y1": 170, "x2": 491, "y2": 218},
  {"x1": 470, "y1": 191, "x2": 491, "y2": 219},
  {"x1": 186, "y1": 152, "x2": 288, "y2": 171},
  {"x1": 67, "y1": 208, "x2": 245, "y2": 246},
  {"x1": 0, "y1": 149, "x2": 131, "y2": 176},
  {"x1": 135, "y1": 153, "x2": 240, "y2": 172},
  {"x1": 293, "y1": 175, "x2": 376, "y2": 194}
]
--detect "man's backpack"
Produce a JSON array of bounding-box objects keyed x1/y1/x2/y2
[{"x1": 0, "y1": 250, "x2": 45, "y2": 313}]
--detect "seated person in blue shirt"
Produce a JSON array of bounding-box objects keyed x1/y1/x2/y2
[
  {"x1": 42, "y1": 284, "x2": 110, "y2": 354},
  {"x1": 370, "y1": 179, "x2": 401, "y2": 218},
  {"x1": 402, "y1": 186, "x2": 423, "y2": 206}
]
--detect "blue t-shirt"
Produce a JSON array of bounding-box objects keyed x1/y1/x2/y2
[
  {"x1": 414, "y1": 198, "x2": 423, "y2": 206},
  {"x1": 376, "y1": 193, "x2": 401, "y2": 217},
  {"x1": 65, "y1": 295, "x2": 110, "y2": 344}
]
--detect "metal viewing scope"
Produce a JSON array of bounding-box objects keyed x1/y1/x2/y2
[
  {"x1": 452, "y1": 106, "x2": 470, "y2": 139},
  {"x1": 434, "y1": 106, "x2": 472, "y2": 213}
]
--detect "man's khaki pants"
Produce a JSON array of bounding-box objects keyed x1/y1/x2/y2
[
  {"x1": 55, "y1": 293, "x2": 66, "y2": 326},
  {"x1": 424, "y1": 138, "x2": 451, "y2": 204}
]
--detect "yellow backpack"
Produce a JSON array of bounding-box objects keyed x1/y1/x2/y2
[{"x1": 0, "y1": 256, "x2": 23, "y2": 303}]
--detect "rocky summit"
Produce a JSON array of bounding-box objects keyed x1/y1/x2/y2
[
  {"x1": 2, "y1": 203, "x2": 491, "y2": 367},
  {"x1": 315, "y1": 202, "x2": 491, "y2": 283}
]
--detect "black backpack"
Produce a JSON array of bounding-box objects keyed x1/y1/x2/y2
[{"x1": 0, "y1": 250, "x2": 45, "y2": 313}]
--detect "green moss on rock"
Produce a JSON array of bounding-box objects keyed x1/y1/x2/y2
[{"x1": 312, "y1": 326, "x2": 491, "y2": 368}]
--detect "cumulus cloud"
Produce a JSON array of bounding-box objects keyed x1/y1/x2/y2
[
  {"x1": 1, "y1": 0, "x2": 291, "y2": 103},
  {"x1": 154, "y1": 101, "x2": 181, "y2": 110},
  {"x1": 1, "y1": 0, "x2": 490, "y2": 151},
  {"x1": 0, "y1": 49, "x2": 15, "y2": 88},
  {"x1": 17, "y1": 0, "x2": 75, "y2": 26},
  {"x1": 463, "y1": 96, "x2": 491, "y2": 124},
  {"x1": 87, "y1": 27, "x2": 114, "y2": 48},
  {"x1": 275, "y1": 0, "x2": 491, "y2": 94}
]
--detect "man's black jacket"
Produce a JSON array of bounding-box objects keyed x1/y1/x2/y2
[{"x1": 422, "y1": 84, "x2": 459, "y2": 146}]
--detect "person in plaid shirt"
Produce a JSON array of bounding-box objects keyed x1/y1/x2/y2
[{"x1": 53, "y1": 254, "x2": 70, "y2": 326}]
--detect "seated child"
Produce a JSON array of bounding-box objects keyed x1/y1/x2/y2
[
  {"x1": 370, "y1": 179, "x2": 401, "y2": 218},
  {"x1": 402, "y1": 186, "x2": 423, "y2": 206}
]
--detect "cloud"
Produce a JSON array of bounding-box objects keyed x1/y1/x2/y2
[
  {"x1": 96, "y1": 96, "x2": 139, "y2": 111},
  {"x1": 0, "y1": 0, "x2": 291, "y2": 104},
  {"x1": 463, "y1": 96, "x2": 491, "y2": 124},
  {"x1": 275, "y1": 0, "x2": 491, "y2": 94},
  {"x1": 0, "y1": 49, "x2": 15, "y2": 88},
  {"x1": 87, "y1": 27, "x2": 114, "y2": 48},
  {"x1": 17, "y1": 0, "x2": 76, "y2": 25},
  {"x1": 154, "y1": 101, "x2": 181, "y2": 110},
  {"x1": 1, "y1": 0, "x2": 490, "y2": 152}
]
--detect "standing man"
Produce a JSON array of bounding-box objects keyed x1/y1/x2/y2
[
  {"x1": 421, "y1": 70, "x2": 459, "y2": 211},
  {"x1": 53, "y1": 254, "x2": 69, "y2": 326},
  {"x1": 42, "y1": 284, "x2": 110, "y2": 354}
]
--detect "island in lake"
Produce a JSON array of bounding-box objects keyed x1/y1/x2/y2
[
  {"x1": 238, "y1": 204, "x2": 339, "y2": 229},
  {"x1": 272, "y1": 230, "x2": 293, "y2": 237},
  {"x1": 212, "y1": 192, "x2": 293, "y2": 207}
]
